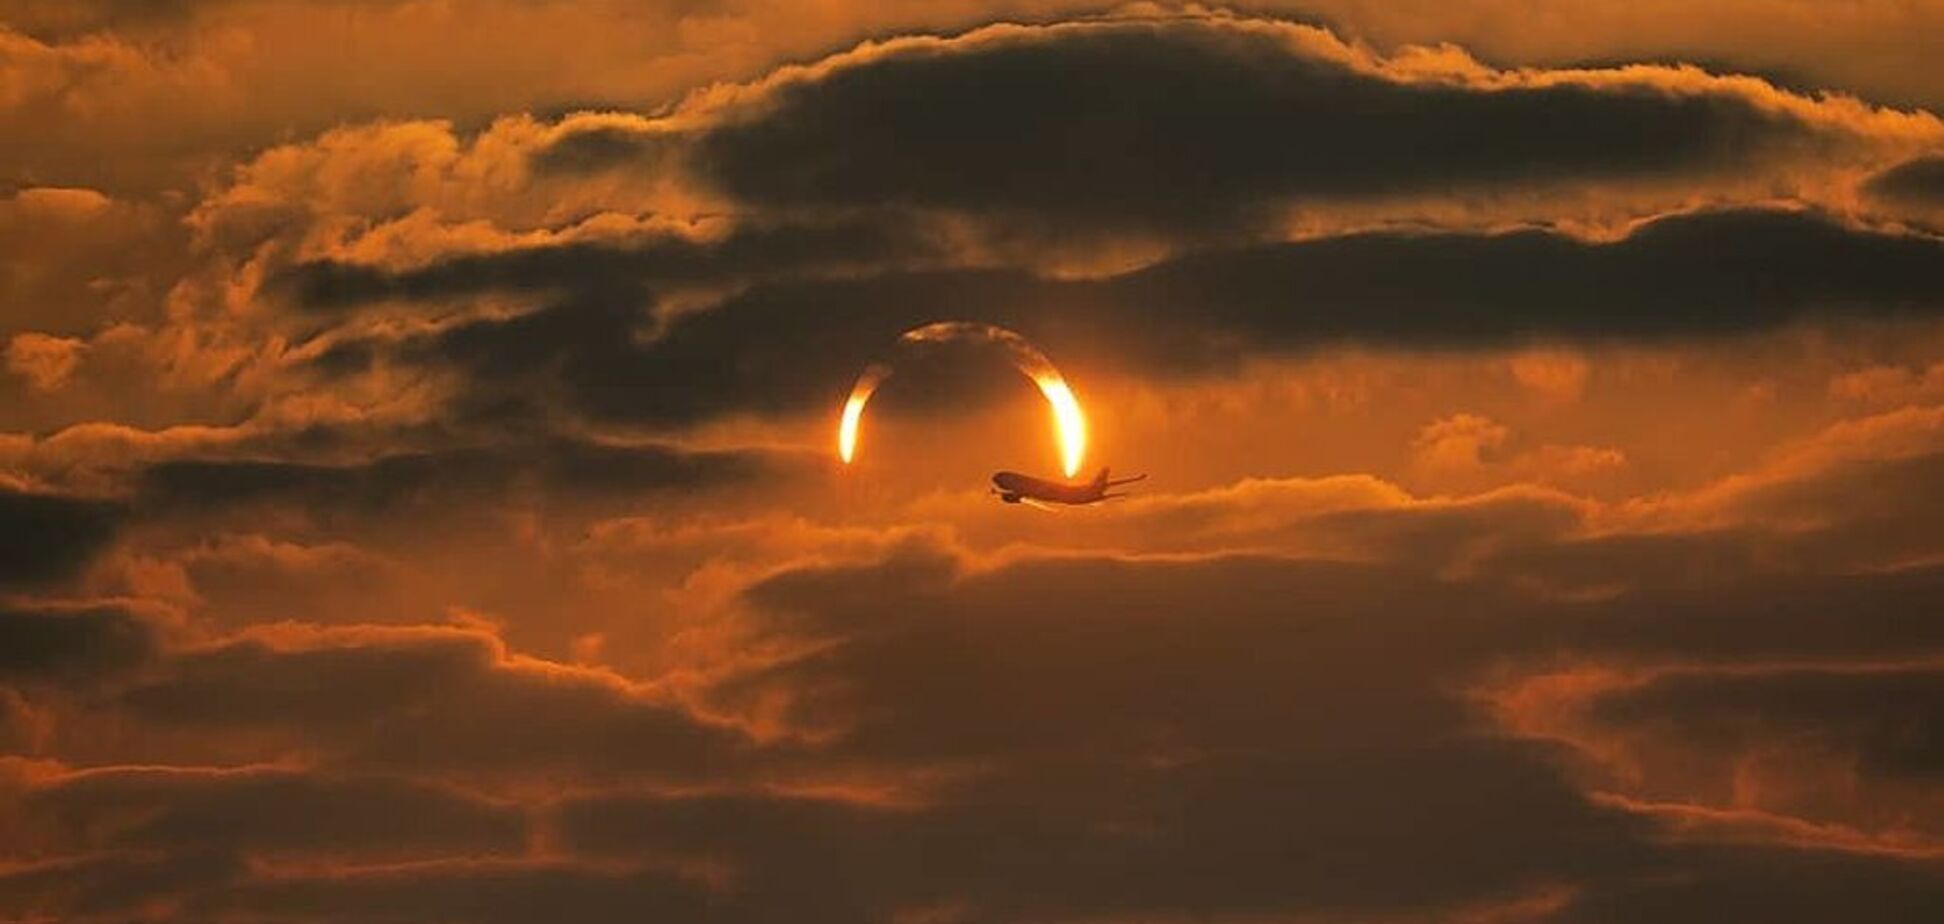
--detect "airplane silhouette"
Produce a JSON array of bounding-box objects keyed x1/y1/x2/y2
[{"x1": 991, "y1": 467, "x2": 1146, "y2": 506}]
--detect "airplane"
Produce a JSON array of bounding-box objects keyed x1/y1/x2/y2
[{"x1": 991, "y1": 467, "x2": 1147, "y2": 506}]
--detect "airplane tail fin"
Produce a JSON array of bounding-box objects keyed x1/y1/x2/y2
[{"x1": 1093, "y1": 467, "x2": 1110, "y2": 488}]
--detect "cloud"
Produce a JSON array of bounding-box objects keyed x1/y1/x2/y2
[
  {"x1": 0, "y1": 600, "x2": 157, "y2": 686},
  {"x1": 0, "y1": 188, "x2": 178, "y2": 340},
  {"x1": 1092, "y1": 207, "x2": 1944, "y2": 352},
  {"x1": 0, "y1": 846, "x2": 242, "y2": 922},
  {"x1": 8, "y1": 418, "x2": 1944, "y2": 919},
  {"x1": 5, "y1": 6, "x2": 1944, "y2": 922},
  {"x1": 136, "y1": 438, "x2": 791, "y2": 516},
  {"x1": 110, "y1": 623, "x2": 750, "y2": 783},
  {"x1": 0, "y1": 485, "x2": 121, "y2": 587},
  {"x1": 4, "y1": 332, "x2": 86, "y2": 391},
  {"x1": 683, "y1": 15, "x2": 1934, "y2": 238},
  {"x1": 1483, "y1": 656, "x2": 1944, "y2": 877},
  {"x1": 1830, "y1": 362, "x2": 1944, "y2": 405},
  {"x1": 279, "y1": 213, "x2": 936, "y2": 312},
  {"x1": 33, "y1": 12, "x2": 1924, "y2": 448},
  {"x1": 175, "y1": 13, "x2": 1939, "y2": 297},
  {"x1": 211, "y1": 856, "x2": 714, "y2": 924},
  {"x1": 291, "y1": 207, "x2": 1944, "y2": 431},
  {"x1": 648, "y1": 545, "x2": 1652, "y2": 920},
  {"x1": 549, "y1": 745, "x2": 1647, "y2": 922},
  {"x1": 12, "y1": 763, "x2": 527, "y2": 859},
  {"x1": 1509, "y1": 348, "x2": 1593, "y2": 401},
  {"x1": 1282, "y1": 0, "x2": 1944, "y2": 114},
  {"x1": 695, "y1": 533, "x2": 1944, "y2": 921},
  {"x1": 1558, "y1": 844, "x2": 1944, "y2": 923},
  {"x1": 1588, "y1": 664, "x2": 1944, "y2": 781},
  {"x1": 0, "y1": 762, "x2": 539, "y2": 924},
  {"x1": 1865, "y1": 155, "x2": 1944, "y2": 205}
]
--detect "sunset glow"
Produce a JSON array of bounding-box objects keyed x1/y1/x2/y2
[{"x1": 5, "y1": 3, "x2": 1943, "y2": 919}]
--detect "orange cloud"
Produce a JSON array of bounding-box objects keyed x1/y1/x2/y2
[{"x1": 4, "y1": 333, "x2": 86, "y2": 391}]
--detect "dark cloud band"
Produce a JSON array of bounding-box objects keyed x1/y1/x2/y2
[
  {"x1": 684, "y1": 19, "x2": 1817, "y2": 233},
  {"x1": 294, "y1": 208, "x2": 1944, "y2": 427}
]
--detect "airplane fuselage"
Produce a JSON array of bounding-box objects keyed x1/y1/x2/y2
[{"x1": 991, "y1": 469, "x2": 1145, "y2": 506}]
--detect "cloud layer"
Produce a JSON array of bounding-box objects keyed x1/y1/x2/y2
[{"x1": 4, "y1": 5, "x2": 1944, "y2": 922}]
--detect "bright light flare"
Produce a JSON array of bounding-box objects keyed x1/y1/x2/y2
[
  {"x1": 1031, "y1": 373, "x2": 1087, "y2": 477},
  {"x1": 838, "y1": 394, "x2": 866, "y2": 463},
  {"x1": 837, "y1": 323, "x2": 1087, "y2": 476},
  {"x1": 838, "y1": 364, "x2": 891, "y2": 465}
]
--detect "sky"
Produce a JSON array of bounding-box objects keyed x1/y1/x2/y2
[{"x1": 3, "y1": 1, "x2": 1944, "y2": 921}]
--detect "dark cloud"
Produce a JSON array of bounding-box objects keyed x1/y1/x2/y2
[
  {"x1": 583, "y1": 547, "x2": 1656, "y2": 920},
  {"x1": 734, "y1": 543, "x2": 1944, "y2": 768},
  {"x1": 1864, "y1": 155, "x2": 1944, "y2": 206},
  {"x1": 0, "y1": 766, "x2": 532, "y2": 922},
  {"x1": 0, "y1": 848, "x2": 243, "y2": 922},
  {"x1": 526, "y1": 125, "x2": 669, "y2": 176},
  {"x1": 18, "y1": 766, "x2": 527, "y2": 858},
  {"x1": 0, "y1": 486, "x2": 121, "y2": 587},
  {"x1": 213, "y1": 858, "x2": 712, "y2": 924},
  {"x1": 690, "y1": 19, "x2": 1815, "y2": 234},
  {"x1": 393, "y1": 278, "x2": 1028, "y2": 427},
  {"x1": 1587, "y1": 665, "x2": 1944, "y2": 778},
  {"x1": 0, "y1": 691, "x2": 36, "y2": 751},
  {"x1": 282, "y1": 216, "x2": 932, "y2": 312},
  {"x1": 9, "y1": 509, "x2": 1944, "y2": 920},
  {"x1": 116, "y1": 626, "x2": 747, "y2": 783},
  {"x1": 1477, "y1": 449, "x2": 1944, "y2": 595},
  {"x1": 119, "y1": 629, "x2": 512, "y2": 729},
  {"x1": 303, "y1": 207, "x2": 1944, "y2": 427},
  {"x1": 0, "y1": 1, "x2": 210, "y2": 38},
  {"x1": 298, "y1": 17, "x2": 1931, "y2": 439},
  {"x1": 1099, "y1": 208, "x2": 1944, "y2": 351},
  {"x1": 555, "y1": 744, "x2": 1657, "y2": 923},
  {"x1": 735, "y1": 549, "x2": 1493, "y2": 760},
  {"x1": 1522, "y1": 562, "x2": 1944, "y2": 665},
  {"x1": 138, "y1": 437, "x2": 788, "y2": 516},
  {"x1": 698, "y1": 542, "x2": 1944, "y2": 921},
  {"x1": 0, "y1": 602, "x2": 156, "y2": 686},
  {"x1": 1563, "y1": 846, "x2": 1944, "y2": 924}
]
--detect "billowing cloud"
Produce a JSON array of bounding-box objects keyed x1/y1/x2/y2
[
  {"x1": 682, "y1": 16, "x2": 1933, "y2": 237},
  {"x1": 21, "y1": 12, "x2": 1927, "y2": 449},
  {"x1": 674, "y1": 535, "x2": 1943, "y2": 921},
  {"x1": 7, "y1": 422, "x2": 1944, "y2": 918}
]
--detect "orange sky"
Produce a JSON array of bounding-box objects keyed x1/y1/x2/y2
[{"x1": 3, "y1": 3, "x2": 1943, "y2": 922}]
